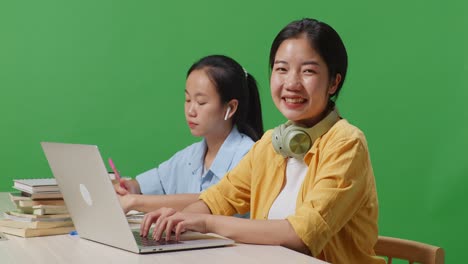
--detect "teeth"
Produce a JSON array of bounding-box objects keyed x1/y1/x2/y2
[{"x1": 285, "y1": 98, "x2": 305, "y2": 103}]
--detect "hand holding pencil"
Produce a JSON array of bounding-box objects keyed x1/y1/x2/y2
[{"x1": 109, "y1": 158, "x2": 141, "y2": 195}]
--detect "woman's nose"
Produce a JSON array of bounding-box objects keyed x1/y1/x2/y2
[
  {"x1": 283, "y1": 72, "x2": 301, "y2": 90},
  {"x1": 187, "y1": 104, "x2": 196, "y2": 116}
]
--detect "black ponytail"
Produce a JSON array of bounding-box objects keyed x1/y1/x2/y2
[{"x1": 240, "y1": 73, "x2": 263, "y2": 141}]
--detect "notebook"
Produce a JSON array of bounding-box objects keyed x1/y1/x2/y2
[
  {"x1": 13, "y1": 178, "x2": 60, "y2": 193},
  {"x1": 40, "y1": 142, "x2": 235, "y2": 254}
]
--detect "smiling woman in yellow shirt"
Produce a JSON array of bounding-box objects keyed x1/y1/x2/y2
[
  {"x1": 201, "y1": 120, "x2": 380, "y2": 262},
  {"x1": 139, "y1": 18, "x2": 385, "y2": 264}
]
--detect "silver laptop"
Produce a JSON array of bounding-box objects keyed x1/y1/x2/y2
[{"x1": 40, "y1": 142, "x2": 234, "y2": 253}]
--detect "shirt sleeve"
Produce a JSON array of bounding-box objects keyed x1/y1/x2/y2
[
  {"x1": 286, "y1": 137, "x2": 371, "y2": 256},
  {"x1": 135, "y1": 143, "x2": 202, "y2": 195},
  {"x1": 135, "y1": 167, "x2": 166, "y2": 195}
]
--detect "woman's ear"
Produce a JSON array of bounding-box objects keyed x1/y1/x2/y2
[
  {"x1": 224, "y1": 99, "x2": 238, "y2": 120},
  {"x1": 328, "y1": 74, "x2": 342, "y2": 95}
]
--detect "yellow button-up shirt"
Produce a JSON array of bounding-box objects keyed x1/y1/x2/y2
[{"x1": 200, "y1": 119, "x2": 385, "y2": 263}]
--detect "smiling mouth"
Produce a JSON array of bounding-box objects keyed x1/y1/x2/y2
[{"x1": 284, "y1": 97, "x2": 306, "y2": 103}]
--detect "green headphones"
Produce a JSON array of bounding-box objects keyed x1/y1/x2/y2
[{"x1": 272, "y1": 109, "x2": 340, "y2": 160}]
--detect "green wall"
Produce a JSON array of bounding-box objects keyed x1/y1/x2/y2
[{"x1": 1, "y1": 0, "x2": 466, "y2": 262}]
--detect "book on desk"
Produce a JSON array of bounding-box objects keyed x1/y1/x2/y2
[
  {"x1": 0, "y1": 217, "x2": 73, "y2": 229},
  {"x1": 0, "y1": 178, "x2": 74, "y2": 238},
  {"x1": 0, "y1": 225, "x2": 75, "y2": 238},
  {"x1": 13, "y1": 178, "x2": 60, "y2": 193}
]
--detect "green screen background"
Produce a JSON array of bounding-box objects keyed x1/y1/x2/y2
[{"x1": 1, "y1": 0, "x2": 466, "y2": 262}]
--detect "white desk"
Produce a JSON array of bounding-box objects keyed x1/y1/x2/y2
[{"x1": 0, "y1": 193, "x2": 327, "y2": 264}]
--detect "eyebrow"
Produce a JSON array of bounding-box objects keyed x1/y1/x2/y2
[
  {"x1": 274, "y1": 60, "x2": 320, "y2": 66},
  {"x1": 185, "y1": 89, "x2": 208, "y2": 97}
]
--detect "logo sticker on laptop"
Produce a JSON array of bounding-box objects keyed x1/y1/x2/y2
[{"x1": 79, "y1": 184, "x2": 93, "y2": 206}]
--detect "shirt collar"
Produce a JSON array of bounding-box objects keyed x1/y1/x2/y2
[
  {"x1": 189, "y1": 140, "x2": 206, "y2": 174},
  {"x1": 208, "y1": 126, "x2": 244, "y2": 179}
]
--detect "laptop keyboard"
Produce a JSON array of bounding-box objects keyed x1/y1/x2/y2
[{"x1": 132, "y1": 231, "x2": 181, "y2": 247}]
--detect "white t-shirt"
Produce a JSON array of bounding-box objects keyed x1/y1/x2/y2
[{"x1": 268, "y1": 158, "x2": 308, "y2": 219}]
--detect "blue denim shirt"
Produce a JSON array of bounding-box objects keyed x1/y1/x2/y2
[{"x1": 136, "y1": 127, "x2": 254, "y2": 195}]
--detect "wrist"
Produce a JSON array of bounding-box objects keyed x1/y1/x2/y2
[
  {"x1": 127, "y1": 194, "x2": 139, "y2": 209},
  {"x1": 204, "y1": 214, "x2": 215, "y2": 234}
]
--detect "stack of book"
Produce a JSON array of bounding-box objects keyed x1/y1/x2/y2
[{"x1": 0, "y1": 178, "x2": 74, "y2": 237}]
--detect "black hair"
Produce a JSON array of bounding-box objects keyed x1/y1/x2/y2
[
  {"x1": 269, "y1": 18, "x2": 348, "y2": 102},
  {"x1": 187, "y1": 55, "x2": 264, "y2": 141}
]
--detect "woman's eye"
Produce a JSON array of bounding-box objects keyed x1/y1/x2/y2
[
  {"x1": 198, "y1": 102, "x2": 207, "y2": 105},
  {"x1": 303, "y1": 69, "x2": 316, "y2": 74}
]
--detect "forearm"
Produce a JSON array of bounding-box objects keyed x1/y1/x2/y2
[
  {"x1": 130, "y1": 194, "x2": 200, "y2": 212},
  {"x1": 182, "y1": 199, "x2": 212, "y2": 214},
  {"x1": 206, "y1": 216, "x2": 310, "y2": 255}
]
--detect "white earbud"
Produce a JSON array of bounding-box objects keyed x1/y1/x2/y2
[{"x1": 224, "y1": 106, "x2": 231, "y2": 121}]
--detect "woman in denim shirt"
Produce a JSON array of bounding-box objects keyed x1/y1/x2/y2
[{"x1": 115, "y1": 55, "x2": 263, "y2": 213}]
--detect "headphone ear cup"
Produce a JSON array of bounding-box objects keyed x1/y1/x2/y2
[
  {"x1": 272, "y1": 124, "x2": 312, "y2": 159},
  {"x1": 284, "y1": 128, "x2": 311, "y2": 158},
  {"x1": 272, "y1": 124, "x2": 286, "y2": 157}
]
